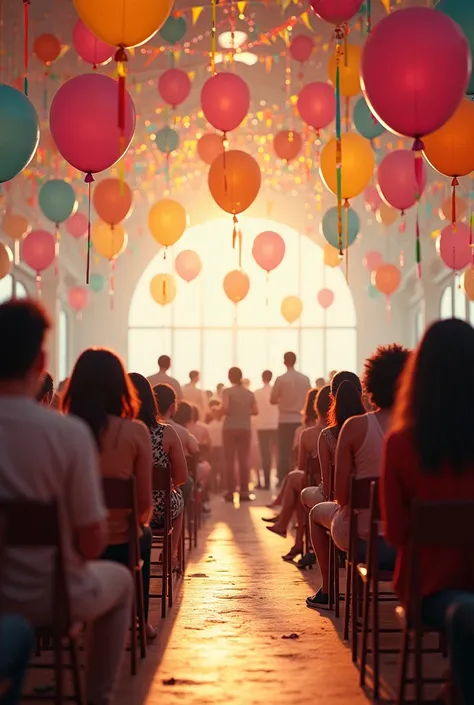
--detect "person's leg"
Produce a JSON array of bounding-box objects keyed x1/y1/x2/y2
[
  {"x1": 237, "y1": 430, "x2": 251, "y2": 495},
  {"x1": 258, "y1": 430, "x2": 272, "y2": 490},
  {"x1": 171, "y1": 511, "x2": 184, "y2": 559},
  {"x1": 0, "y1": 614, "x2": 34, "y2": 705},
  {"x1": 179, "y1": 476, "x2": 194, "y2": 505},
  {"x1": 446, "y1": 594, "x2": 474, "y2": 705},
  {"x1": 139, "y1": 527, "x2": 152, "y2": 622},
  {"x1": 301, "y1": 485, "x2": 326, "y2": 510},
  {"x1": 276, "y1": 424, "x2": 288, "y2": 484},
  {"x1": 222, "y1": 429, "x2": 237, "y2": 496},
  {"x1": 308, "y1": 502, "x2": 339, "y2": 598},
  {"x1": 268, "y1": 470, "x2": 304, "y2": 534}
]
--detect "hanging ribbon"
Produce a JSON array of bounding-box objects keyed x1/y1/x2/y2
[
  {"x1": 85, "y1": 172, "x2": 94, "y2": 284},
  {"x1": 335, "y1": 28, "x2": 343, "y2": 256},
  {"x1": 399, "y1": 212, "x2": 406, "y2": 267},
  {"x1": 232, "y1": 214, "x2": 242, "y2": 267},
  {"x1": 451, "y1": 176, "x2": 459, "y2": 227},
  {"x1": 109, "y1": 260, "x2": 116, "y2": 311},
  {"x1": 36, "y1": 272, "x2": 42, "y2": 298},
  {"x1": 416, "y1": 207, "x2": 421, "y2": 278},
  {"x1": 366, "y1": 0, "x2": 371, "y2": 34},
  {"x1": 54, "y1": 223, "x2": 60, "y2": 277},
  {"x1": 344, "y1": 199, "x2": 350, "y2": 283},
  {"x1": 115, "y1": 46, "x2": 128, "y2": 185},
  {"x1": 23, "y1": 0, "x2": 30, "y2": 95},
  {"x1": 345, "y1": 96, "x2": 350, "y2": 132},
  {"x1": 412, "y1": 139, "x2": 424, "y2": 278},
  {"x1": 211, "y1": 0, "x2": 217, "y2": 75}
]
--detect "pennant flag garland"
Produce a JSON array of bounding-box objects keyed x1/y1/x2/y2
[{"x1": 191, "y1": 6, "x2": 204, "y2": 25}]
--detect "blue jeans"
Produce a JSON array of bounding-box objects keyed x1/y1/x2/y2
[
  {"x1": 0, "y1": 614, "x2": 34, "y2": 705},
  {"x1": 422, "y1": 590, "x2": 474, "y2": 705}
]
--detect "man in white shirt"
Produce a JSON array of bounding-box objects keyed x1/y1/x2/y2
[
  {"x1": 254, "y1": 370, "x2": 279, "y2": 490},
  {"x1": 147, "y1": 354, "x2": 183, "y2": 400},
  {"x1": 182, "y1": 370, "x2": 207, "y2": 418},
  {"x1": 0, "y1": 299, "x2": 133, "y2": 705},
  {"x1": 271, "y1": 351, "x2": 311, "y2": 484}
]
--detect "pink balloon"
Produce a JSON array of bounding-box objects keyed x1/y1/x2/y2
[
  {"x1": 158, "y1": 68, "x2": 191, "y2": 108},
  {"x1": 317, "y1": 288, "x2": 334, "y2": 309},
  {"x1": 377, "y1": 150, "x2": 427, "y2": 213},
  {"x1": 437, "y1": 223, "x2": 472, "y2": 271},
  {"x1": 290, "y1": 35, "x2": 314, "y2": 63},
  {"x1": 72, "y1": 19, "x2": 114, "y2": 67},
  {"x1": 364, "y1": 186, "x2": 383, "y2": 213},
  {"x1": 363, "y1": 251, "x2": 383, "y2": 272},
  {"x1": 68, "y1": 286, "x2": 90, "y2": 312},
  {"x1": 201, "y1": 73, "x2": 250, "y2": 133},
  {"x1": 361, "y1": 7, "x2": 471, "y2": 140},
  {"x1": 22, "y1": 230, "x2": 55, "y2": 273},
  {"x1": 49, "y1": 74, "x2": 136, "y2": 175},
  {"x1": 175, "y1": 249, "x2": 202, "y2": 283},
  {"x1": 297, "y1": 82, "x2": 336, "y2": 131},
  {"x1": 310, "y1": 0, "x2": 364, "y2": 24},
  {"x1": 252, "y1": 231, "x2": 286, "y2": 273},
  {"x1": 66, "y1": 212, "x2": 88, "y2": 239}
]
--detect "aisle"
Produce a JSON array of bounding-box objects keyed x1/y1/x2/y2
[{"x1": 118, "y1": 495, "x2": 369, "y2": 705}]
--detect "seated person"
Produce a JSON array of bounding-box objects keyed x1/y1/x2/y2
[
  {"x1": 35, "y1": 371, "x2": 54, "y2": 406},
  {"x1": 173, "y1": 401, "x2": 211, "y2": 487},
  {"x1": 0, "y1": 614, "x2": 34, "y2": 705},
  {"x1": 154, "y1": 384, "x2": 199, "y2": 457}
]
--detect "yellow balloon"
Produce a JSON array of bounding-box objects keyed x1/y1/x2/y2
[
  {"x1": 0, "y1": 242, "x2": 13, "y2": 280},
  {"x1": 92, "y1": 221, "x2": 127, "y2": 260},
  {"x1": 328, "y1": 43, "x2": 362, "y2": 97},
  {"x1": 150, "y1": 273, "x2": 176, "y2": 306},
  {"x1": 148, "y1": 199, "x2": 186, "y2": 248},
  {"x1": 281, "y1": 295, "x2": 303, "y2": 324},
  {"x1": 323, "y1": 244, "x2": 340, "y2": 268},
  {"x1": 376, "y1": 203, "x2": 398, "y2": 227},
  {"x1": 462, "y1": 267, "x2": 474, "y2": 301},
  {"x1": 320, "y1": 132, "x2": 374, "y2": 200}
]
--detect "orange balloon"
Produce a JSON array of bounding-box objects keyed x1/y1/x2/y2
[
  {"x1": 439, "y1": 196, "x2": 467, "y2": 221},
  {"x1": 323, "y1": 244, "x2": 340, "y2": 268},
  {"x1": 328, "y1": 43, "x2": 362, "y2": 97},
  {"x1": 93, "y1": 178, "x2": 133, "y2": 226},
  {"x1": 208, "y1": 150, "x2": 261, "y2": 215},
  {"x1": 197, "y1": 133, "x2": 224, "y2": 165},
  {"x1": 376, "y1": 203, "x2": 398, "y2": 227},
  {"x1": 2, "y1": 214, "x2": 30, "y2": 241},
  {"x1": 462, "y1": 267, "x2": 474, "y2": 302},
  {"x1": 273, "y1": 130, "x2": 303, "y2": 162},
  {"x1": 373, "y1": 263, "x2": 401, "y2": 296},
  {"x1": 34, "y1": 34, "x2": 61, "y2": 65},
  {"x1": 423, "y1": 98, "x2": 474, "y2": 178},
  {"x1": 223, "y1": 269, "x2": 250, "y2": 303}
]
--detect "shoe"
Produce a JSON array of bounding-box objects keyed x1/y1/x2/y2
[
  {"x1": 296, "y1": 552, "x2": 316, "y2": 570},
  {"x1": 306, "y1": 588, "x2": 329, "y2": 610},
  {"x1": 223, "y1": 492, "x2": 234, "y2": 503},
  {"x1": 240, "y1": 492, "x2": 256, "y2": 502},
  {"x1": 261, "y1": 516, "x2": 278, "y2": 523},
  {"x1": 202, "y1": 501, "x2": 211, "y2": 514},
  {"x1": 282, "y1": 547, "x2": 302, "y2": 562},
  {"x1": 266, "y1": 525, "x2": 286, "y2": 538}
]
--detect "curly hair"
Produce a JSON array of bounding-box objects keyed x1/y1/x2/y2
[{"x1": 363, "y1": 343, "x2": 411, "y2": 410}]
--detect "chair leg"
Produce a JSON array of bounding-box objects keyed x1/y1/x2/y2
[
  {"x1": 372, "y1": 575, "x2": 380, "y2": 699},
  {"x1": 135, "y1": 570, "x2": 147, "y2": 660},
  {"x1": 54, "y1": 632, "x2": 63, "y2": 705},
  {"x1": 328, "y1": 536, "x2": 334, "y2": 611},
  {"x1": 414, "y1": 624, "x2": 423, "y2": 705},
  {"x1": 359, "y1": 577, "x2": 371, "y2": 688},
  {"x1": 193, "y1": 496, "x2": 198, "y2": 548},
  {"x1": 396, "y1": 624, "x2": 410, "y2": 705},
  {"x1": 343, "y1": 558, "x2": 352, "y2": 641},
  {"x1": 334, "y1": 542, "x2": 340, "y2": 618},
  {"x1": 130, "y1": 593, "x2": 137, "y2": 675},
  {"x1": 69, "y1": 638, "x2": 86, "y2": 705},
  {"x1": 161, "y1": 531, "x2": 168, "y2": 619},
  {"x1": 351, "y1": 561, "x2": 358, "y2": 663},
  {"x1": 168, "y1": 536, "x2": 173, "y2": 609}
]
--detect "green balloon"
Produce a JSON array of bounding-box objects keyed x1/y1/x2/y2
[
  {"x1": 436, "y1": 0, "x2": 474, "y2": 95},
  {"x1": 89, "y1": 273, "x2": 105, "y2": 293},
  {"x1": 159, "y1": 16, "x2": 187, "y2": 44},
  {"x1": 353, "y1": 97, "x2": 385, "y2": 140},
  {"x1": 367, "y1": 283, "x2": 380, "y2": 299},
  {"x1": 155, "y1": 126, "x2": 179, "y2": 154}
]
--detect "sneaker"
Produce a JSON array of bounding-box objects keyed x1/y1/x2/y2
[{"x1": 306, "y1": 588, "x2": 329, "y2": 610}]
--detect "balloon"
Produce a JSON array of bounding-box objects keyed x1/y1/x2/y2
[
  {"x1": 290, "y1": 35, "x2": 314, "y2": 63},
  {"x1": 208, "y1": 150, "x2": 261, "y2": 215},
  {"x1": 89, "y1": 273, "x2": 105, "y2": 293},
  {"x1": 367, "y1": 283, "x2": 380, "y2": 299},
  {"x1": 273, "y1": 130, "x2": 302, "y2": 162},
  {"x1": 320, "y1": 132, "x2": 374, "y2": 199},
  {"x1": 364, "y1": 185, "x2": 383, "y2": 213},
  {"x1": 423, "y1": 98, "x2": 474, "y2": 178},
  {"x1": 175, "y1": 249, "x2": 202, "y2": 283},
  {"x1": 49, "y1": 74, "x2": 136, "y2": 174},
  {"x1": 310, "y1": 0, "x2": 364, "y2": 24},
  {"x1": 436, "y1": 0, "x2": 474, "y2": 96},
  {"x1": 73, "y1": 0, "x2": 174, "y2": 48},
  {"x1": 0, "y1": 85, "x2": 39, "y2": 183},
  {"x1": 68, "y1": 286, "x2": 90, "y2": 312},
  {"x1": 150, "y1": 273, "x2": 177, "y2": 306},
  {"x1": 321, "y1": 206, "x2": 360, "y2": 248},
  {"x1": 201, "y1": 73, "x2": 250, "y2": 133},
  {"x1": 159, "y1": 16, "x2": 187, "y2": 44},
  {"x1": 91, "y1": 221, "x2": 127, "y2": 260},
  {"x1": 155, "y1": 126, "x2": 179, "y2": 154},
  {"x1": 377, "y1": 150, "x2": 427, "y2": 213},
  {"x1": 21, "y1": 230, "x2": 55, "y2": 273},
  {"x1": 437, "y1": 222, "x2": 472, "y2": 271},
  {"x1": 297, "y1": 82, "x2": 336, "y2": 131},
  {"x1": 223, "y1": 270, "x2": 250, "y2": 303},
  {"x1": 158, "y1": 69, "x2": 191, "y2": 108},
  {"x1": 2, "y1": 214, "x2": 29, "y2": 241},
  {"x1": 323, "y1": 244, "x2": 340, "y2": 268},
  {"x1": 328, "y1": 43, "x2": 362, "y2": 97},
  {"x1": 148, "y1": 199, "x2": 187, "y2": 247},
  {"x1": 363, "y1": 251, "x2": 383, "y2": 272},
  {"x1": 462, "y1": 267, "x2": 474, "y2": 300},
  {"x1": 197, "y1": 133, "x2": 223, "y2": 165},
  {"x1": 66, "y1": 212, "x2": 88, "y2": 239},
  {"x1": 353, "y1": 97, "x2": 385, "y2": 140},
  {"x1": 439, "y1": 197, "x2": 467, "y2": 222},
  {"x1": 39, "y1": 180, "x2": 77, "y2": 225},
  {"x1": 0, "y1": 242, "x2": 13, "y2": 280},
  {"x1": 281, "y1": 295, "x2": 303, "y2": 324},
  {"x1": 376, "y1": 203, "x2": 398, "y2": 227},
  {"x1": 33, "y1": 34, "x2": 61, "y2": 65},
  {"x1": 72, "y1": 19, "x2": 114, "y2": 67},
  {"x1": 252, "y1": 231, "x2": 286, "y2": 273},
  {"x1": 373, "y1": 264, "x2": 401, "y2": 296},
  {"x1": 361, "y1": 7, "x2": 471, "y2": 140},
  {"x1": 318, "y1": 288, "x2": 334, "y2": 309},
  {"x1": 93, "y1": 178, "x2": 133, "y2": 226}
]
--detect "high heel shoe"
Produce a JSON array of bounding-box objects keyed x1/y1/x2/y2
[{"x1": 296, "y1": 552, "x2": 316, "y2": 570}]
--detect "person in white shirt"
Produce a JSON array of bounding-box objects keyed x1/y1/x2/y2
[
  {"x1": 0, "y1": 299, "x2": 133, "y2": 705},
  {"x1": 147, "y1": 355, "x2": 183, "y2": 401},
  {"x1": 254, "y1": 370, "x2": 279, "y2": 490},
  {"x1": 182, "y1": 370, "x2": 207, "y2": 418},
  {"x1": 271, "y1": 351, "x2": 311, "y2": 484}
]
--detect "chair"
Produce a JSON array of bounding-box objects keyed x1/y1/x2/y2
[
  {"x1": 101, "y1": 477, "x2": 147, "y2": 675},
  {"x1": 186, "y1": 454, "x2": 199, "y2": 550},
  {"x1": 324, "y1": 456, "x2": 341, "y2": 616},
  {"x1": 303, "y1": 454, "x2": 320, "y2": 561},
  {"x1": 149, "y1": 463, "x2": 174, "y2": 618},
  {"x1": 0, "y1": 500, "x2": 85, "y2": 705}
]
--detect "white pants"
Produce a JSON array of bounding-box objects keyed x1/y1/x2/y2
[
  {"x1": 300, "y1": 483, "x2": 326, "y2": 510},
  {"x1": 310, "y1": 501, "x2": 350, "y2": 552}
]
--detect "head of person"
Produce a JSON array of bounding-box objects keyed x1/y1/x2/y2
[
  {"x1": 262, "y1": 370, "x2": 273, "y2": 384},
  {"x1": 329, "y1": 369, "x2": 337, "y2": 381},
  {"x1": 158, "y1": 354, "x2": 171, "y2": 372},
  {"x1": 363, "y1": 343, "x2": 410, "y2": 412},
  {"x1": 216, "y1": 383, "x2": 224, "y2": 395},
  {"x1": 315, "y1": 377, "x2": 326, "y2": 389},
  {"x1": 209, "y1": 399, "x2": 221, "y2": 419},
  {"x1": 129, "y1": 372, "x2": 158, "y2": 429},
  {"x1": 283, "y1": 351, "x2": 296, "y2": 369},
  {"x1": 206, "y1": 389, "x2": 212, "y2": 399},
  {"x1": 189, "y1": 370, "x2": 199, "y2": 384},
  {"x1": 153, "y1": 383, "x2": 177, "y2": 419},
  {"x1": 36, "y1": 371, "x2": 54, "y2": 406},
  {"x1": 190, "y1": 404, "x2": 200, "y2": 423},
  {"x1": 315, "y1": 384, "x2": 331, "y2": 425},
  {"x1": 242, "y1": 378, "x2": 251, "y2": 389},
  {"x1": 173, "y1": 400, "x2": 193, "y2": 427},
  {"x1": 328, "y1": 371, "x2": 364, "y2": 430},
  {"x1": 228, "y1": 366, "x2": 243, "y2": 385},
  {"x1": 302, "y1": 388, "x2": 318, "y2": 426},
  {"x1": 395, "y1": 319, "x2": 474, "y2": 475},
  {"x1": 63, "y1": 348, "x2": 139, "y2": 448},
  {"x1": 0, "y1": 299, "x2": 50, "y2": 397}
]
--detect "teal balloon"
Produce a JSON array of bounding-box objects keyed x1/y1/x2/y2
[
  {"x1": 159, "y1": 16, "x2": 187, "y2": 44},
  {"x1": 155, "y1": 126, "x2": 179, "y2": 154},
  {"x1": 436, "y1": 0, "x2": 474, "y2": 95},
  {"x1": 39, "y1": 180, "x2": 77, "y2": 224},
  {"x1": 322, "y1": 207, "x2": 360, "y2": 249},
  {"x1": 367, "y1": 283, "x2": 380, "y2": 299},
  {"x1": 0, "y1": 84, "x2": 39, "y2": 183},
  {"x1": 353, "y1": 97, "x2": 385, "y2": 140},
  {"x1": 89, "y1": 273, "x2": 105, "y2": 293}
]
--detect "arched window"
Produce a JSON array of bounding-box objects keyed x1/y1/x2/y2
[
  {"x1": 0, "y1": 274, "x2": 13, "y2": 304},
  {"x1": 414, "y1": 306, "x2": 424, "y2": 345},
  {"x1": 15, "y1": 280, "x2": 27, "y2": 299},
  {"x1": 129, "y1": 218, "x2": 357, "y2": 389},
  {"x1": 440, "y1": 283, "x2": 467, "y2": 320}
]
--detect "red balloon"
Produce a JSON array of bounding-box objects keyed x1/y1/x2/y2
[
  {"x1": 34, "y1": 34, "x2": 61, "y2": 65},
  {"x1": 317, "y1": 288, "x2": 334, "y2": 309},
  {"x1": 310, "y1": 0, "x2": 364, "y2": 24},
  {"x1": 72, "y1": 19, "x2": 114, "y2": 67},
  {"x1": 252, "y1": 231, "x2": 285, "y2": 273},
  {"x1": 201, "y1": 73, "x2": 250, "y2": 133},
  {"x1": 290, "y1": 35, "x2": 314, "y2": 63},
  {"x1": 377, "y1": 150, "x2": 427, "y2": 213},
  {"x1": 22, "y1": 230, "x2": 55, "y2": 273},
  {"x1": 68, "y1": 286, "x2": 90, "y2": 312},
  {"x1": 273, "y1": 130, "x2": 302, "y2": 162},
  {"x1": 297, "y1": 82, "x2": 336, "y2": 131},
  {"x1": 66, "y1": 212, "x2": 88, "y2": 239},
  {"x1": 437, "y1": 223, "x2": 472, "y2": 271},
  {"x1": 158, "y1": 68, "x2": 191, "y2": 108},
  {"x1": 197, "y1": 133, "x2": 223, "y2": 165}
]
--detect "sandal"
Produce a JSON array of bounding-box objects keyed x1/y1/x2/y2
[
  {"x1": 282, "y1": 546, "x2": 302, "y2": 562},
  {"x1": 261, "y1": 515, "x2": 279, "y2": 523},
  {"x1": 266, "y1": 525, "x2": 286, "y2": 538},
  {"x1": 296, "y1": 552, "x2": 316, "y2": 570}
]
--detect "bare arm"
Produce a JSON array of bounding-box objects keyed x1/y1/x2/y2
[
  {"x1": 297, "y1": 429, "x2": 308, "y2": 472},
  {"x1": 164, "y1": 425, "x2": 189, "y2": 487},
  {"x1": 334, "y1": 418, "x2": 357, "y2": 506},
  {"x1": 134, "y1": 422, "x2": 153, "y2": 524},
  {"x1": 270, "y1": 378, "x2": 280, "y2": 405},
  {"x1": 221, "y1": 390, "x2": 229, "y2": 416},
  {"x1": 318, "y1": 432, "x2": 332, "y2": 497},
  {"x1": 251, "y1": 393, "x2": 258, "y2": 416}
]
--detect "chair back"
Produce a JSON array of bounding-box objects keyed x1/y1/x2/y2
[
  {"x1": 347, "y1": 476, "x2": 379, "y2": 563},
  {"x1": 102, "y1": 477, "x2": 140, "y2": 569},
  {"x1": 305, "y1": 454, "x2": 321, "y2": 488}
]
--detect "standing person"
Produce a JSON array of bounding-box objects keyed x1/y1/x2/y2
[
  {"x1": 207, "y1": 400, "x2": 224, "y2": 490},
  {"x1": 271, "y1": 352, "x2": 311, "y2": 485},
  {"x1": 254, "y1": 370, "x2": 279, "y2": 490},
  {"x1": 147, "y1": 355, "x2": 182, "y2": 400},
  {"x1": 222, "y1": 367, "x2": 258, "y2": 502},
  {"x1": 183, "y1": 370, "x2": 207, "y2": 418}
]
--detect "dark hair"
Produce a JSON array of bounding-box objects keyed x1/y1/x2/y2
[
  {"x1": 262, "y1": 370, "x2": 273, "y2": 383},
  {"x1": 190, "y1": 404, "x2": 200, "y2": 422},
  {"x1": 328, "y1": 371, "x2": 363, "y2": 430},
  {"x1": 315, "y1": 384, "x2": 331, "y2": 423},
  {"x1": 189, "y1": 370, "x2": 199, "y2": 382},
  {"x1": 363, "y1": 343, "x2": 410, "y2": 410},
  {"x1": 129, "y1": 372, "x2": 158, "y2": 429},
  {"x1": 173, "y1": 400, "x2": 193, "y2": 426},
  {"x1": 0, "y1": 299, "x2": 50, "y2": 380},
  {"x1": 302, "y1": 388, "x2": 318, "y2": 425},
  {"x1": 228, "y1": 366, "x2": 242, "y2": 385},
  {"x1": 63, "y1": 348, "x2": 139, "y2": 448},
  {"x1": 158, "y1": 355, "x2": 171, "y2": 370},
  {"x1": 209, "y1": 399, "x2": 221, "y2": 409},
  {"x1": 284, "y1": 351, "x2": 296, "y2": 367},
  {"x1": 395, "y1": 319, "x2": 474, "y2": 475},
  {"x1": 36, "y1": 371, "x2": 54, "y2": 402},
  {"x1": 153, "y1": 383, "x2": 176, "y2": 416}
]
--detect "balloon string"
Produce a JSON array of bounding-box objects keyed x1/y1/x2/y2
[
  {"x1": 85, "y1": 172, "x2": 94, "y2": 284},
  {"x1": 366, "y1": 0, "x2": 371, "y2": 33},
  {"x1": 54, "y1": 223, "x2": 60, "y2": 277},
  {"x1": 211, "y1": 0, "x2": 217, "y2": 75},
  {"x1": 222, "y1": 132, "x2": 228, "y2": 193},
  {"x1": 385, "y1": 295, "x2": 391, "y2": 324},
  {"x1": 344, "y1": 199, "x2": 349, "y2": 284},
  {"x1": 23, "y1": 0, "x2": 29, "y2": 96},
  {"x1": 335, "y1": 30, "x2": 343, "y2": 256},
  {"x1": 345, "y1": 96, "x2": 350, "y2": 133},
  {"x1": 412, "y1": 137, "x2": 424, "y2": 198},
  {"x1": 416, "y1": 205, "x2": 421, "y2": 279},
  {"x1": 232, "y1": 214, "x2": 242, "y2": 268},
  {"x1": 109, "y1": 260, "x2": 116, "y2": 311},
  {"x1": 36, "y1": 273, "x2": 42, "y2": 299},
  {"x1": 451, "y1": 176, "x2": 459, "y2": 227},
  {"x1": 115, "y1": 46, "x2": 128, "y2": 190}
]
